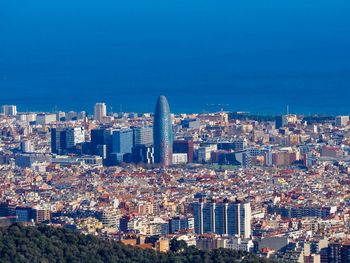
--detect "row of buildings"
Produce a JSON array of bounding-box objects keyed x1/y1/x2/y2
[{"x1": 2, "y1": 97, "x2": 350, "y2": 262}]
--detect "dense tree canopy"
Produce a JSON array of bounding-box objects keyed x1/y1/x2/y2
[{"x1": 0, "y1": 224, "x2": 279, "y2": 263}]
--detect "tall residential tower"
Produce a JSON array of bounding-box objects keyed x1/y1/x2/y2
[
  {"x1": 153, "y1": 96, "x2": 173, "y2": 167},
  {"x1": 94, "y1": 103, "x2": 107, "y2": 122},
  {"x1": 192, "y1": 198, "x2": 251, "y2": 238}
]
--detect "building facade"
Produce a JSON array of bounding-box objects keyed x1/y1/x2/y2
[
  {"x1": 173, "y1": 140, "x2": 194, "y2": 163},
  {"x1": 133, "y1": 126, "x2": 153, "y2": 146},
  {"x1": 94, "y1": 103, "x2": 107, "y2": 122},
  {"x1": 112, "y1": 128, "x2": 133, "y2": 154},
  {"x1": 51, "y1": 127, "x2": 85, "y2": 154},
  {"x1": 1, "y1": 105, "x2": 17, "y2": 116},
  {"x1": 193, "y1": 198, "x2": 251, "y2": 238}
]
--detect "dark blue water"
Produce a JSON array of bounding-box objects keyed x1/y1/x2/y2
[{"x1": 1, "y1": 0, "x2": 350, "y2": 114}]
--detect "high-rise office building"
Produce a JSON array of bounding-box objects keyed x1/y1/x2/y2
[
  {"x1": 51, "y1": 127, "x2": 85, "y2": 154},
  {"x1": 1, "y1": 105, "x2": 17, "y2": 116},
  {"x1": 65, "y1": 127, "x2": 85, "y2": 149},
  {"x1": 112, "y1": 128, "x2": 133, "y2": 154},
  {"x1": 132, "y1": 126, "x2": 153, "y2": 146},
  {"x1": 173, "y1": 140, "x2": 194, "y2": 163},
  {"x1": 153, "y1": 96, "x2": 173, "y2": 166},
  {"x1": 94, "y1": 103, "x2": 107, "y2": 122},
  {"x1": 275, "y1": 116, "x2": 283, "y2": 129},
  {"x1": 51, "y1": 128, "x2": 66, "y2": 154},
  {"x1": 193, "y1": 198, "x2": 251, "y2": 238},
  {"x1": 90, "y1": 128, "x2": 114, "y2": 160},
  {"x1": 91, "y1": 129, "x2": 106, "y2": 153},
  {"x1": 132, "y1": 145, "x2": 154, "y2": 165}
]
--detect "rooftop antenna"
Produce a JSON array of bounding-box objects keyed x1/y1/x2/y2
[{"x1": 287, "y1": 105, "x2": 289, "y2": 115}]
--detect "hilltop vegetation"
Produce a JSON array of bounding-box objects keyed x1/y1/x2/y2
[{"x1": 0, "y1": 224, "x2": 278, "y2": 263}]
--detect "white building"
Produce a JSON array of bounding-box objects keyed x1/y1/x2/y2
[
  {"x1": 227, "y1": 237, "x2": 254, "y2": 252},
  {"x1": 1, "y1": 105, "x2": 17, "y2": 116},
  {"x1": 16, "y1": 113, "x2": 37, "y2": 122},
  {"x1": 335, "y1": 115, "x2": 349, "y2": 127},
  {"x1": 282, "y1": 114, "x2": 298, "y2": 126},
  {"x1": 78, "y1": 111, "x2": 87, "y2": 120},
  {"x1": 172, "y1": 153, "x2": 188, "y2": 165},
  {"x1": 66, "y1": 111, "x2": 78, "y2": 121},
  {"x1": 198, "y1": 144, "x2": 217, "y2": 163},
  {"x1": 36, "y1": 113, "x2": 57, "y2": 125},
  {"x1": 94, "y1": 103, "x2": 107, "y2": 122},
  {"x1": 66, "y1": 127, "x2": 85, "y2": 149},
  {"x1": 177, "y1": 235, "x2": 197, "y2": 247},
  {"x1": 21, "y1": 140, "x2": 34, "y2": 153}
]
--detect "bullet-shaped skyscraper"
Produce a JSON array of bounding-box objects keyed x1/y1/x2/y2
[{"x1": 153, "y1": 95, "x2": 173, "y2": 166}]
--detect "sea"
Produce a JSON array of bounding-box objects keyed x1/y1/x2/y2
[{"x1": 0, "y1": 0, "x2": 350, "y2": 115}]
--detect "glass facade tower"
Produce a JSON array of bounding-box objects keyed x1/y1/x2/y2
[{"x1": 153, "y1": 95, "x2": 173, "y2": 166}]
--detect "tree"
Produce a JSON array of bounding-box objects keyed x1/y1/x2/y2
[
  {"x1": 0, "y1": 224, "x2": 280, "y2": 263},
  {"x1": 170, "y1": 238, "x2": 188, "y2": 253}
]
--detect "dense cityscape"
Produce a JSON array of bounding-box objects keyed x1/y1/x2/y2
[{"x1": 0, "y1": 96, "x2": 350, "y2": 262}]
